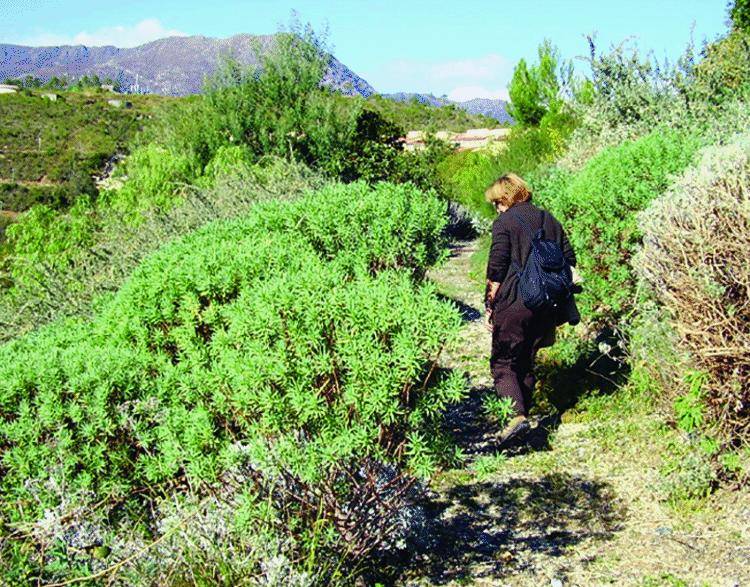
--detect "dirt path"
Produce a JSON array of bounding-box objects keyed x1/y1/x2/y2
[{"x1": 397, "y1": 239, "x2": 750, "y2": 587}]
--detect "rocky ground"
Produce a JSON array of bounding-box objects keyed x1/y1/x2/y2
[{"x1": 396, "y1": 240, "x2": 750, "y2": 587}]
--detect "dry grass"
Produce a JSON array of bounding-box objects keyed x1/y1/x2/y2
[{"x1": 638, "y1": 134, "x2": 750, "y2": 444}]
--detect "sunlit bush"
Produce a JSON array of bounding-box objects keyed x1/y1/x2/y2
[
  {"x1": 0, "y1": 158, "x2": 323, "y2": 342},
  {"x1": 637, "y1": 134, "x2": 750, "y2": 444},
  {"x1": 538, "y1": 130, "x2": 700, "y2": 328},
  {"x1": 0, "y1": 180, "x2": 463, "y2": 583}
]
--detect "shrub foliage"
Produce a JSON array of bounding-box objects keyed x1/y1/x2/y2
[
  {"x1": 0, "y1": 181, "x2": 463, "y2": 582},
  {"x1": 637, "y1": 134, "x2": 750, "y2": 444},
  {"x1": 535, "y1": 130, "x2": 700, "y2": 328}
]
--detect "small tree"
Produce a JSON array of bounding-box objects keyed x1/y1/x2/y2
[
  {"x1": 508, "y1": 58, "x2": 546, "y2": 125},
  {"x1": 730, "y1": 0, "x2": 750, "y2": 31},
  {"x1": 508, "y1": 40, "x2": 571, "y2": 126}
]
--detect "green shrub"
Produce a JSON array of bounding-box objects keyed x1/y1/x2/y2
[
  {"x1": 561, "y1": 31, "x2": 750, "y2": 172},
  {"x1": 109, "y1": 143, "x2": 197, "y2": 213},
  {"x1": 197, "y1": 144, "x2": 255, "y2": 186},
  {"x1": 210, "y1": 181, "x2": 449, "y2": 278},
  {"x1": 5, "y1": 198, "x2": 98, "y2": 276},
  {"x1": 0, "y1": 158, "x2": 324, "y2": 342},
  {"x1": 139, "y1": 33, "x2": 453, "y2": 195},
  {"x1": 537, "y1": 130, "x2": 701, "y2": 328},
  {"x1": 0, "y1": 181, "x2": 73, "y2": 213},
  {"x1": 0, "y1": 181, "x2": 463, "y2": 582},
  {"x1": 694, "y1": 30, "x2": 750, "y2": 101},
  {"x1": 148, "y1": 29, "x2": 359, "y2": 181},
  {"x1": 437, "y1": 150, "x2": 498, "y2": 219},
  {"x1": 625, "y1": 300, "x2": 691, "y2": 400},
  {"x1": 660, "y1": 435, "x2": 718, "y2": 505}
]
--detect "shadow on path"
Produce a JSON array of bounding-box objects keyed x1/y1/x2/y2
[
  {"x1": 409, "y1": 472, "x2": 625, "y2": 584},
  {"x1": 437, "y1": 293, "x2": 482, "y2": 323},
  {"x1": 442, "y1": 387, "x2": 561, "y2": 460},
  {"x1": 387, "y1": 388, "x2": 625, "y2": 585}
]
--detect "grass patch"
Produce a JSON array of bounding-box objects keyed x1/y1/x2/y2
[
  {"x1": 468, "y1": 233, "x2": 491, "y2": 287},
  {"x1": 0, "y1": 89, "x2": 171, "y2": 212}
]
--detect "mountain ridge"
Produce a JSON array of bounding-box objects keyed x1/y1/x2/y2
[
  {"x1": 0, "y1": 33, "x2": 375, "y2": 97},
  {"x1": 1, "y1": 34, "x2": 511, "y2": 122}
]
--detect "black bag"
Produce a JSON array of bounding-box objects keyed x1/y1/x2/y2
[{"x1": 509, "y1": 208, "x2": 574, "y2": 312}]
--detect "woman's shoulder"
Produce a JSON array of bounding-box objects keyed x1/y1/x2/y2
[{"x1": 525, "y1": 200, "x2": 557, "y2": 222}]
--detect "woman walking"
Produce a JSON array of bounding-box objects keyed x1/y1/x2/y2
[{"x1": 484, "y1": 173, "x2": 580, "y2": 442}]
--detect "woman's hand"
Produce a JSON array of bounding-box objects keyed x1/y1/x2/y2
[
  {"x1": 484, "y1": 280, "x2": 500, "y2": 333},
  {"x1": 484, "y1": 308, "x2": 493, "y2": 333}
]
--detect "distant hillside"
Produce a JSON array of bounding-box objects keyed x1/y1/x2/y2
[
  {"x1": 0, "y1": 34, "x2": 375, "y2": 97},
  {"x1": 0, "y1": 90, "x2": 169, "y2": 218},
  {"x1": 458, "y1": 98, "x2": 513, "y2": 124},
  {"x1": 364, "y1": 94, "x2": 501, "y2": 132},
  {"x1": 382, "y1": 93, "x2": 450, "y2": 108},
  {"x1": 382, "y1": 92, "x2": 513, "y2": 124}
]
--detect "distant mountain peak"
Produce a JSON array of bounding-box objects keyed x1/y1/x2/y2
[
  {"x1": 0, "y1": 33, "x2": 374, "y2": 97},
  {"x1": 382, "y1": 92, "x2": 512, "y2": 124}
]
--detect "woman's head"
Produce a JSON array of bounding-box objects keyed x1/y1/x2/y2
[{"x1": 485, "y1": 173, "x2": 532, "y2": 212}]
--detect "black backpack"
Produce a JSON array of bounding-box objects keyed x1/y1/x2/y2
[{"x1": 509, "y1": 208, "x2": 574, "y2": 313}]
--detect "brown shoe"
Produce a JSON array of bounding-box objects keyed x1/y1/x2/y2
[{"x1": 500, "y1": 415, "x2": 530, "y2": 444}]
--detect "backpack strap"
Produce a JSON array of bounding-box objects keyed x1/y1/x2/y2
[{"x1": 538, "y1": 209, "x2": 546, "y2": 239}]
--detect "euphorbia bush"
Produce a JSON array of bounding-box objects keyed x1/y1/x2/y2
[{"x1": 0, "y1": 180, "x2": 463, "y2": 582}]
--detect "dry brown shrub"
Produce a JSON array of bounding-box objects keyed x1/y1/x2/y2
[{"x1": 637, "y1": 134, "x2": 750, "y2": 443}]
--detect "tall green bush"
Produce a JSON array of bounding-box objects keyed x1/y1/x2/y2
[
  {"x1": 536, "y1": 130, "x2": 701, "y2": 327},
  {"x1": 0, "y1": 181, "x2": 463, "y2": 583},
  {"x1": 109, "y1": 143, "x2": 197, "y2": 213}
]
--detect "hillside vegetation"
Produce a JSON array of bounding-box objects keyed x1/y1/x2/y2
[
  {"x1": 1, "y1": 8, "x2": 750, "y2": 586},
  {"x1": 0, "y1": 90, "x2": 170, "y2": 216},
  {"x1": 363, "y1": 94, "x2": 502, "y2": 132}
]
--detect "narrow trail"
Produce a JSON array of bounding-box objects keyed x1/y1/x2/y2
[{"x1": 396, "y1": 239, "x2": 750, "y2": 587}]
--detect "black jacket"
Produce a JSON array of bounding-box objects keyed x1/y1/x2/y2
[{"x1": 485, "y1": 200, "x2": 580, "y2": 326}]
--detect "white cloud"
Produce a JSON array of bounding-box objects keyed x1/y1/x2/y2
[
  {"x1": 447, "y1": 85, "x2": 510, "y2": 102},
  {"x1": 22, "y1": 19, "x2": 187, "y2": 48},
  {"x1": 369, "y1": 53, "x2": 515, "y2": 101}
]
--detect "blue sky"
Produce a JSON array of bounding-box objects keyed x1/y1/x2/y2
[{"x1": 0, "y1": 0, "x2": 730, "y2": 99}]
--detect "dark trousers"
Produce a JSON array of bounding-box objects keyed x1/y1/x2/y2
[{"x1": 490, "y1": 300, "x2": 553, "y2": 417}]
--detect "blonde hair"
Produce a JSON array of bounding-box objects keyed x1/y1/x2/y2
[{"x1": 485, "y1": 173, "x2": 532, "y2": 208}]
